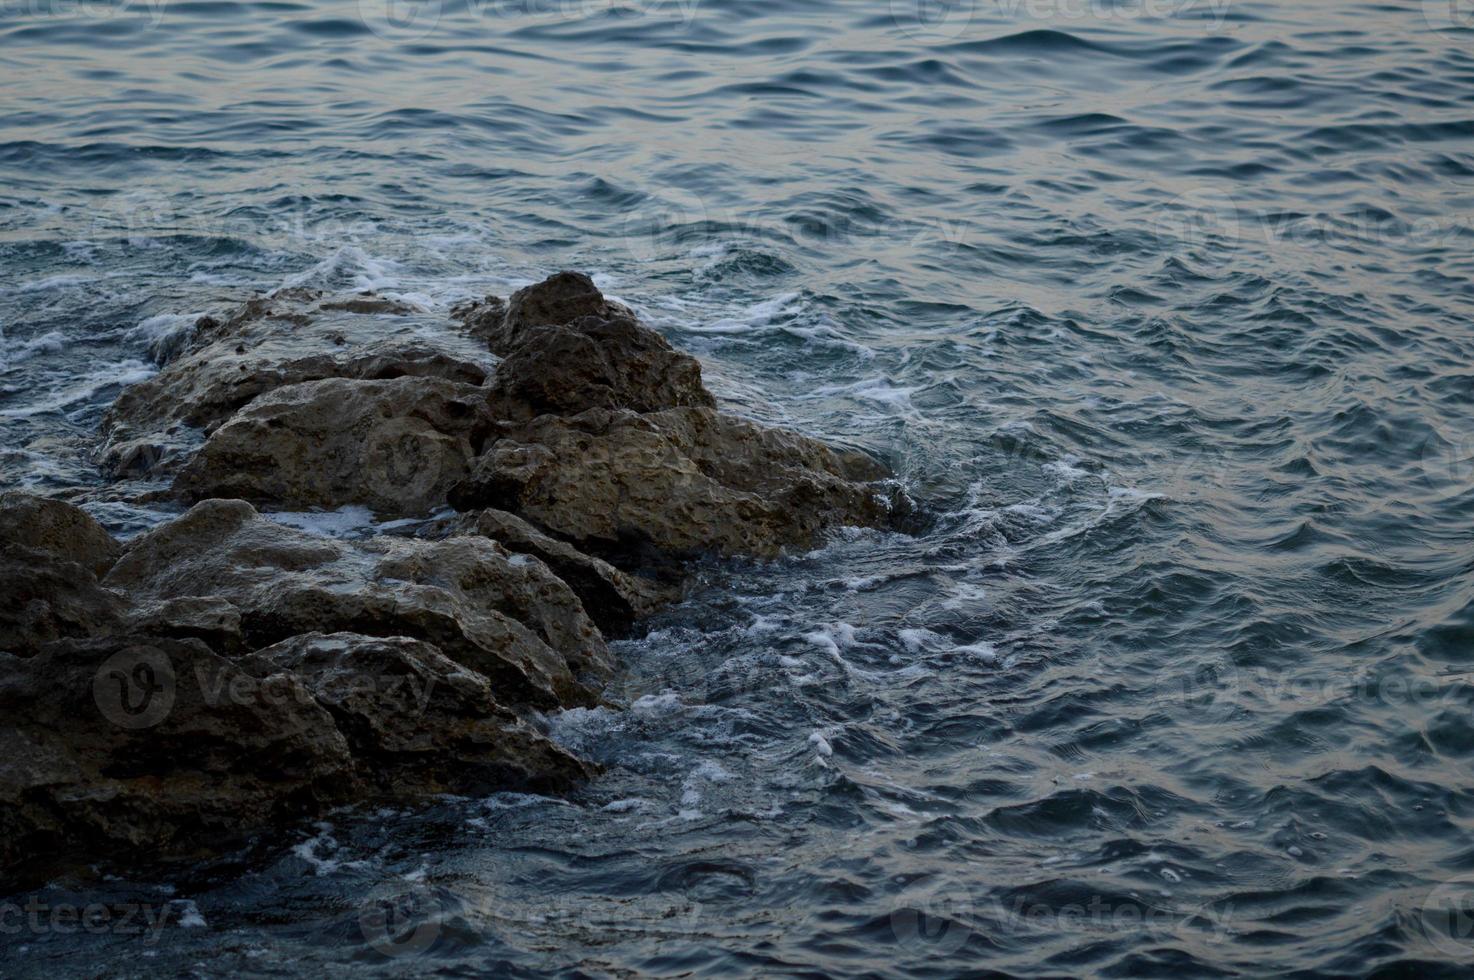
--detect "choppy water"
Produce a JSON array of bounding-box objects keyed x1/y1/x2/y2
[{"x1": 4, "y1": 0, "x2": 1474, "y2": 975}]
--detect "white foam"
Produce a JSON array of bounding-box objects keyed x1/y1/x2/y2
[
  {"x1": 1042, "y1": 455, "x2": 1090, "y2": 482},
  {"x1": 265, "y1": 505, "x2": 435, "y2": 539},
  {"x1": 0, "y1": 360, "x2": 155, "y2": 418},
  {"x1": 291, "y1": 822, "x2": 365, "y2": 876},
  {"x1": 274, "y1": 245, "x2": 403, "y2": 294},
  {"x1": 169, "y1": 900, "x2": 208, "y2": 929},
  {"x1": 7, "y1": 273, "x2": 92, "y2": 294},
  {"x1": 0, "y1": 329, "x2": 66, "y2": 373}
]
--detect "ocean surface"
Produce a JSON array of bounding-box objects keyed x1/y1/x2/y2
[{"x1": 3, "y1": 0, "x2": 1474, "y2": 975}]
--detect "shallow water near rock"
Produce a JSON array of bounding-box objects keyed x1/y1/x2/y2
[{"x1": 3, "y1": 0, "x2": 1474, "y2": 975}]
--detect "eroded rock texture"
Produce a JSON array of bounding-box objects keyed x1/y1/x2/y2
[{"x1": 0, "y1": 270, "x2": 911, "y2": 887}]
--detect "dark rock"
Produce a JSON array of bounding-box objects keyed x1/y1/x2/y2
[
  {"x1": 172, "y1": 376, "x2": 495, "y2": 517},
  {"x1": 239, "y1": 632, "x2": 593, "y2": 797},
  {"x1": 0, "y1": 492, "x2": 121, "y2": 576},
  {"x1": 482, "y1": 271, "x2": 633, "y2": 356},
  {"x1": 104, "y1": 500, "x2": 612, "y2": 709},
  {"x1": 0, "y1": 635, "x2": 355, "y2": 887},
  {"x1": 489, "y1": 312, "x2": 715, "y2": 418},
  {"x1": 451, "y1": 294, "x2": 507, "y2": 345},
  {"x1": 0, "y1": 494, "x2": 127, "y2": 655},
  {"x1": 450, "y1": 406, "x2": 901, "y2": 564},
  {"x1": 124, "y1": 595, "x2": 246, "y2": 655},
  {"x1": 433, "y1": 508, "x2": 678, "y2": 635}
]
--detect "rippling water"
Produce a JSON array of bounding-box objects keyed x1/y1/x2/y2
[{"x1": 4, "y1": 0, "x2": 1474, "y2": 974}]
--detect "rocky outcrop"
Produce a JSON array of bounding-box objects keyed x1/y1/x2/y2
[
  {"x1": 0, "y1": 634, "x2": 356, "y2": 882},
  {"x1": 239, "y1": 632, "x2": 592, "y2": 797},
  {"x1": 100, "y1": 289, "x2": 490, "y2": 478},
  {"x1": 451, "y1": 406, "x2": 902, "y2": 563},
  {"x1": 0, "y1": 630, "x2": 589, "y2": 886},
  {"x1": 104, "y1": 499, "x2": 611, "y2": 709},
  {"x1": 461, "y1": 271, "x2": 631, "y2": 356},
  {"x1": 173, "y1": 376, "x2": 494, "y2": 516},
  {"x1": 1, "y1": 269, "x2": 911, "y2": 887},
  {"x1": 430, "y1": 508, "x2": 676, "y2": 636},
  {"x1": 0, "y1": 495, "x2": 127, "y2": 656},
  {"x1": 488, "y1": 312, "x2": 716, "y2": 418}
]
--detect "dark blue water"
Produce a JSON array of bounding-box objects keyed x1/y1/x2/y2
[{"x1": 4, "y1": 0, "x2": 1474, "y2": 975}]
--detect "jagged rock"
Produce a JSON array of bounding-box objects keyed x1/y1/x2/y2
[
  {"x1": 0, "y1": 492, "x2": 121, "y2": 576},
  {"x1": 489, "y1": 312, "x2": 716, "y2": 418},
  {"x1": 451, "y1": 293, "x2": 507, "y2": 345},
  {"x1": 101, "y1": 290, "x2": 490, "y2": 478},
  {"x1": 432, "y1": 508, "x2": 677, "y2": 635},
  {"x1": 450, "y1": 406, "x2": 901, "y2": 565},
  {"x1": 0, "y1": 629, "x2": 589, "y2": 889},
  {"x1": 0, "y1": 550, "x2": 127, "y2": 657},
  {"x1": 172, "y1": 376, "x2": 494, "y2": 516},
  {"x1": 104, "y1": 500, "x2": 612, "y2": 708},
  {"x1": 0, "y1": 635, "x2": 356, "y2": 886},
  {"x1": 239, "y1": 632, "x2": 593, "y2": 797},
  {"x1": 0, "y1": 494, "x2": 127, "y2": 655},
  {"x1": 476, "y1": 271, "x2": 634, "y2": 356},
  {"x1": 124, "y1": 595, "x2": 246, "y2": 655}
]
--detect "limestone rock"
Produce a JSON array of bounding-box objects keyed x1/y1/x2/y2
[
  {"x1": 433, "y1": 508, "x2": 677, "y2": 635},
  {"x1": 239, "y1": 632, "x2": 593, "y2": 797},
  {"x1": 104, "y1": 500, "x2": 612, "y2": 708},
  {"x1": 101, "y1": 290, "x2": 490, "y2": 479},
  {"x1": 172, "y1": 376, "x2": 494, "y2": 517},
  {"x1": 450, "y1": 406, "x2": 901, "y2": 565}
]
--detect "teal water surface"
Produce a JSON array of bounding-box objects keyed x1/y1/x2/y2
[{"x1": 3, "y1": 0, "x2": 1474, "y2": 975}]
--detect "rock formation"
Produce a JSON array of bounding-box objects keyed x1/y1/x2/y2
[{"x1": 0, "y1": 271, "x2": 909, "y2": 888}]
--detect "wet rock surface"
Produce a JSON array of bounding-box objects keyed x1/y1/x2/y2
[
  {"x1": 173, "y1": 376, "x2": 494, "y2": 516},
  {"x1": 451, "y1": 405, "x2": 901, "y2": 562},
  {"x1": 100, "y1": 288, "x2": 490, "y2": 479},
  {"x1": 104, "y1": 499, "x2": 612, "y2": 709},
  {"x1": 0, "y1": 271, "x2": 910, "y2": 888}
]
